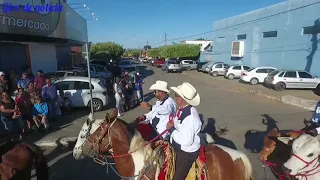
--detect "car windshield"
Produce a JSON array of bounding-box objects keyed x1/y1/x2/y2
[
  {"x1": 119, "y1": 61, "x2": 131, "y2": 65},
  {"x1": 168, "y1": 60, "x2": 178, "y2": 64},
  {"x1": 98, "y1": 80, "x2": 107, "y2": 89},
  {"x1": 268, "y1": 70, "x2": 279, "y2": 76},
  {"x1": 247, "y1": 68, "x2": 255, "y2": 72}
]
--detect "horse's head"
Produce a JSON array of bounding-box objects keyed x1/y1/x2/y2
[
  {"x1": 73, "y1": 109, "x2": 118, "y2": 160},
  {"x1": 258, "y1": 128, "x2": 281, "y2": 161},
  {"x1": 279, "y1": 134, "x2": 320, "y2": 176}
]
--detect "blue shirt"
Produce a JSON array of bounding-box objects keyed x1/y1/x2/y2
[
  {"x1": 17, "y1": 78, "x2": 32, "y2": 89},
  {"x1": 135, "y1": 79, "x2": 144, "y2": 90},
  {"x1": 312, "y1": 101, "x2": 320, "y2": 124},
  {"x1": 42, "y1": 84, "x2": 58, "y2": 100},
  {"x1": 32, "y1": 103, "x2": 49, "y2": 116}
]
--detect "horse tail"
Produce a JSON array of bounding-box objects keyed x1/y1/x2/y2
[
  {"x1": 204, "y1": 133, "x2": 215, "y2": 144},
  {"x1": 238, "y1": 152, "x2": 253, "y2": 180},
  {"x1": 27, "y1": 143, "x2": 49, "y2": 180}
]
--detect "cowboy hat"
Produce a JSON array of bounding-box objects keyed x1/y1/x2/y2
[
  {"x1": 170, "y1": 82, "x2": 200, "y2": 106},
  {"x1": 149, "y1": 80, "x2": 170, "y2": 93}
]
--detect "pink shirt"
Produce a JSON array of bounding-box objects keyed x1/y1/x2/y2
[{"x1": 34, "y1": 75, "x2": 45, "y2": 90}]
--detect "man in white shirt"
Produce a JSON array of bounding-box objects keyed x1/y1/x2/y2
[
  {"x1": 167, "y1": 82, "x2": 202, "y2": 180},
  {"x1": 137, "y1": 80, "x2": 176, "y2": 141}
]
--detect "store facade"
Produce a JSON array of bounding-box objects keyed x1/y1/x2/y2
[{"x1": 0, "y1": 0, "x2": 88, "y2": 74}]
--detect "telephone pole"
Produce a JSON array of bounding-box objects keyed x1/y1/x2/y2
[{"x1": 164, "y1": 33, "x2": 167, "y2": 46}]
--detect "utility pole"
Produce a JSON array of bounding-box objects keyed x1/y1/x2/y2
[
  {"x1": 147, "y1": 41, "x2": 148, "y2": 45},
  {"x1": 165, "y1": 33, "x2": 167, "y2": 46}
]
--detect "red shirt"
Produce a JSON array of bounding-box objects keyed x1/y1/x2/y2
[{"x1": 34, "y1": 75, "x2": 45, "y2": 90}]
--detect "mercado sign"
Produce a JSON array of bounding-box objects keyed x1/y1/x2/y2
[{"x1": 0, "y1": 0, "x2": 65, "y2": 38}]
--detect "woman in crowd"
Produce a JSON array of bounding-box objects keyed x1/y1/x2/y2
[
  {"x1": 15, "y1": 88, "x2": 33, "y2": 131},
  {"x1": 27, "y1": 83, "x2": 38, "y2": 104},
  {"x1": 114, "y1": 77, "x2": 125, "y2": 116},
  {"x1": 32, "y1": 96, "x2": 50, "y2": 132},
  {"x1": 0, "y1": 91, "x2": 24, "y2": 135}
]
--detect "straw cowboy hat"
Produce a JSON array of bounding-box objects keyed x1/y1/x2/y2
[
  {"x1": 149, "y1": 80, "x2": 170, "y2": 93},
  {"x1": 170, "y1": 82, "x2": 200, "y2": 106}
]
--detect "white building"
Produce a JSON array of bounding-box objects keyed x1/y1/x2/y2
[{"x1": 181, "y1": 40, "x2": 212, "y2": 52}]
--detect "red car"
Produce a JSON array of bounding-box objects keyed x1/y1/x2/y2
[{"x1": 153, "y1": 58, "x2": 165, "y2": 67}]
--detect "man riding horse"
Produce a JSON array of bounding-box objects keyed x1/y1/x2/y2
[
  {"x1": 137, "y1": 80, "x2": 177, "y2": 141},
  {"x1": 166, "y1": 82, "x2": 202, "y2": 180}
]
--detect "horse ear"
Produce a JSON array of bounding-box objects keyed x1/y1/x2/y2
[
  {"x1": 105, "y1": 113, "x2": 111, "y2": 123},
  {"x1": 112, "y1": 108, "x2": 118, "y2": 119},
  {"x1": 277, "y1": 137, "x2": 294, "y2": 145}
]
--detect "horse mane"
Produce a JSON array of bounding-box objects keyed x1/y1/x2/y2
[{"x1": 115, "y1": 118, "x2": 138, "y2": 144}]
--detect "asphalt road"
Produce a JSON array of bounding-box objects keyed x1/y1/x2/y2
[{"x1": 34, "y1": 63, "x2": 311, "y2": 180}]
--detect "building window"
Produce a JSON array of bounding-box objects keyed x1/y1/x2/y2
[
  {"x1": 237, "y1": 34, "x2": 246, "y2": 40},
  {"x1": 302, "y1": 26, "x2": 320, "y2": 35},
  {"x1": 263, "y1": 31, "x2": 277, "y2": 38}
]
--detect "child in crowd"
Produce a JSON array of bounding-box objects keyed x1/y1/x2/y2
[
  {"x1": 58, "y1": 90, "x2": 71, "y2": 116},
  {"x1": 32, "y1": 96, "x2": 50, "y2": 132}
]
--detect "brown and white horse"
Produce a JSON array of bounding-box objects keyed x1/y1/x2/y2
[
  {"x1": 78, "y1": 110, "x2": 253, "y2": 180},
  {"x1": 0, "y1": 139, "x2": 49, "y2": 180}
]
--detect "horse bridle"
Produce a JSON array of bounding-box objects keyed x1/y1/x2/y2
[{"x1": 290, "y1": 154, "x2": 320, "y2": 174}]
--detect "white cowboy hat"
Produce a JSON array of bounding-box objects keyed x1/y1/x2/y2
[
  {"x1": 170, "y1": 82, "x2": 200, "y2": 106},
  {"x1": 0, "y1": 72, "x2": 5, "y2": 76},
  {"x1": 149, "y1": 80, "x2": 170, "y2": 93}
]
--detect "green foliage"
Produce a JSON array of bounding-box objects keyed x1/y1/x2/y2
[
  {"x1": 125, "y1": 49, "x2": 141, "y2": 57},
  {"x1": 159, "y1": 44, "x2": 200, "y2": 58},
  {"x1": 147, "y1": 48, "x2": 160, "y2": 58},
  {"x1": 90, "y1": 42, "x2": 125, "y2": 61}
]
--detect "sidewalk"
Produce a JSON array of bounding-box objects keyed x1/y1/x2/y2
[{"x1": 184, "y1": 71, "x2": 319, "y2": 111}]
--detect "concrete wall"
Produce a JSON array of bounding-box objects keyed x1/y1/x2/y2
[
  {"x1": 212, "y1": 0, "x2": 320, "y2": 76},
  {"x1": 29, "y1": 43, "x2": 57, "y2": 74}
]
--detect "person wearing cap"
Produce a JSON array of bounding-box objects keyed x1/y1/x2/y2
[
  {"x1": 32, "y1": 96, "x2": 50, "y2": 131},
  {"x1": 137, "y1": 80, "x2": 176, "y2": 141},
  {"x1": 166, "y1": 82, "x2": 202, "y2": 180},
  {"x1": 34, "y1": 70, "x2": 46, "y2": 92},
  {"x1": 0, "y1": 72, "x2": 8, "y2": 94},
  {"x1": 17, "y1": 72, "x2": 32, "y2": 89}
]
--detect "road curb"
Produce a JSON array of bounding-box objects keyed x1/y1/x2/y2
[
  {"x1": 248, "y1": 88, "x2": 317, "y2": 111},
  {"x1": 34, "y1": 137, "x2": 78, "y2": 147}
]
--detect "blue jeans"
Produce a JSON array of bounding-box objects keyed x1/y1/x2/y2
[{"x1": 1, "y1": 116, "x2": 24, "y2": 133}]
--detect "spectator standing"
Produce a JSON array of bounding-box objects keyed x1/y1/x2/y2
[
  {"x1": 135, "y1": 72, "x2": 144, "y2": 103},
  {"x1": 17, "y1": 72, "x2": 32, "y2": 89},
  {"x1": 0, "y1": 91, "x2": 24, "y2": 135},
  {"x1": 42, "y1": 78, "x2": 58, "y2": 119},
  {"x1": 114, "y1": 77, "x2": 125, "y2": 116},
  {"x1": 34, "y1": 70, "x2": 46, "y2": 93},
  {"x1": 15, "y1": 88, "x2": 32, "y2": 131},
  {"x1": 0, "y1": 72, "x2": 8, "y2": 94}
]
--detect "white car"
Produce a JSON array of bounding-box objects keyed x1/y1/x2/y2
[
  {"x1": 225, "y1": 65, "x2": 251, "y2": 80},
  {"x1": 240, "y1": 67, "x2": 277, "y2": 85},
  {"x1": 55, "y1": 77, "x2": 108, "y2": 111},
  {"x1": 210, "y1": 63, "x2": 229, "y2": 77}
]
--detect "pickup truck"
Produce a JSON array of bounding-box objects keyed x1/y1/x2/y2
[{"x1": 153, "y1": 58, "x2": 165, "y2": 68}]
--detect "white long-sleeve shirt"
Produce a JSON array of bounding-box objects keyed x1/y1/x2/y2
[
  {"x1": 169, "y1": 105, "x2": 202, "y2": 153},
  {"x1": 144, "y1": 97, "x2": 176, "y2": 138}
]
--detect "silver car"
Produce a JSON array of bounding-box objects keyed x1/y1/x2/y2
[
  {"x1": 180, "y1": 60, "x2": 198, "y2": 71},
  {"x1": 162, "y1": 60, "x2": 182, "y2": 73}
]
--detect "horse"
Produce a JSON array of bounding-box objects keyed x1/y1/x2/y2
[
  {"x1": 74, "y1": 108, "x2": 253, "y2": 180},
  {"x1": 276, "y1": 134, "x2": 320, "y2": 180},
  {"x1": 0, "y1": 139, "x2": 49, "y2": 180}
]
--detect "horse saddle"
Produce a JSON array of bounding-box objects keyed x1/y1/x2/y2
[{"x1": 81, "y1": 108, "x2": 118, "y2": 158}]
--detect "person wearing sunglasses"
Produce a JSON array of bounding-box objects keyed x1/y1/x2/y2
[
  {"x1": 17, "y1": 72, "x2": 32, "y2": 90},
  {"x1": 137, "y1": 80, "x2": 176, "y2": 141}
]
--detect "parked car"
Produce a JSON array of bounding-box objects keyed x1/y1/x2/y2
[
  {"x1": 224, "y1": 65, "x2": 251, "y2": 80},
  {"x1": 153, "y1": 58, "x2": 165, "y2": 67},
  {"x1": 265, "y1": 70, "x2": 320, "y2": 92},
  {"x1": 121, "y1": 65, "x2": 140, "y2": 74},
  {"x1": 197, "y1": 62, "x2": 208, "y2": 72},
  {"x1": 180, "y1": 60, "x2": 198, "y2": 71},
  {"x1": 162, "y1": 60, "x2": 182, "y2": 73},
  {"x1": 119, "y1": 60, "x2": 133, "y2": 68},
  {"x1": 240, "y1": 67, "x2": 277, "y2": 85},
  {"x1": 55, "y1": 77, "x2": 108, "y2": 111},
  {"x1": 201, "y1": 61, "x2": 214, "y2": 73},
  {"x1": 142, "y1": 58, "x2": 148, "y2": 63},
  {"x1": 45, "y1": 70, "x2": 87, "y2": 82},
  {"x1": 210, "y1": 63, "x2": 230, "y2": 77}
]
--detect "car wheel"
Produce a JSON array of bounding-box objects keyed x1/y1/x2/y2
[
  {"x1": 90, "y1": 98, "x2": 103, "y2": 112},
  {"x1": 274, "y1": 82, "x2": 286, "y2": 91},
  {"x1": 249, "y1": 78, "x2": 259, "y2": 85},
  {"x1": 314, "y1": 84, "x2": 320, "y2": 95},
  {"x1": 212, "y1": 71, "x2": 218, "y2": 77},
  {"x1": 187, "y1": 67, "x2": 191, "y2": 71},
  {"x1": 228, "y1": 74, "x2": 235, "y2": 80}
]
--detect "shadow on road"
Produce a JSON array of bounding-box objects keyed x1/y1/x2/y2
[{"x1": 200, "y1": 114, "x2": 237, "y2": 150}]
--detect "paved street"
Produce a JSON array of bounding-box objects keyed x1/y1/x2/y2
[{"x1": 34, "y1": 64, "x2": 311, "y2": 180}]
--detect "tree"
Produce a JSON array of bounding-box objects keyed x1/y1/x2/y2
[
  {"x1": 90, "y1": 42, "x2": 125, "y2": 62},
  {"x1": 126, "y1": 49, "x2": 141, "y2": 57},
  {"x1": 147, "y1": 48, "x2": 160, "y2": 58},
  {"x1": 159, "y1": 44, "x2": 200, "y2": 58}
]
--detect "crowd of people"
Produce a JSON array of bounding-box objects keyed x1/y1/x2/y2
[{"x1": 0, "y1": 70, "x2": 71, "y2": 138}]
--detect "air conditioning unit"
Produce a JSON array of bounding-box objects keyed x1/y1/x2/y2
[{"x1": 231, "y1": 41, "x2": 244, "y2": 57}]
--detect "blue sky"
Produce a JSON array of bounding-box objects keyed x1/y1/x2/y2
[{"x1": 68, "y1": 0, "x2": 286, "y2": 48}]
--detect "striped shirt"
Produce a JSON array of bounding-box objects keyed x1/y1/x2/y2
[{"x1": 169, "y1": 105, "x2": 202, "y2": 153}]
